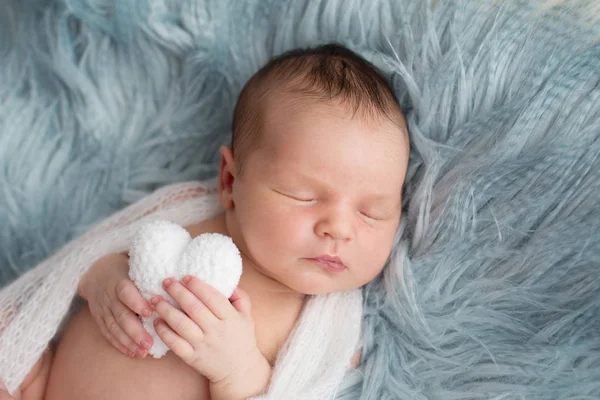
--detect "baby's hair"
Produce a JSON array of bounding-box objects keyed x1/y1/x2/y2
[{"x1": 231, "y1": 42, "x2": 403, "y2": 172}]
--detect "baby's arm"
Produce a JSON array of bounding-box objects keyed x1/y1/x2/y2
[
  {"x1": 208, "y1": 357, "x2": 272, "y2": 400},
  {"x1": 78, "y1": 252, "x2": 154, "y2": 358}
]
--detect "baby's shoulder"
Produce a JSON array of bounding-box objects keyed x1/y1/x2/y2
[{"x1": 184, "y1": 213, "x2": 228, "y2": 239}]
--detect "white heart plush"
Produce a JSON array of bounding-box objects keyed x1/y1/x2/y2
[{"x1": 128, "y1": 220, "x2": 243, "y2": 358}]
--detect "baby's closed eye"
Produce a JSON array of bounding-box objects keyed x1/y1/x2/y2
[
  {"x1": 273, "y1": 189, "x2": 316, "y2": 203},
  {"x1": 358, "y1": 207, "x2": 397, "y2": 221},
  {"x1": 359, "y1": 211, "x2": 384, "y2": 221}
]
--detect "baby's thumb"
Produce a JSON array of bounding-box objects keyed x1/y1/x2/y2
[{"x1": 229, "y1": 287, "x2": 251, "y2": 316}]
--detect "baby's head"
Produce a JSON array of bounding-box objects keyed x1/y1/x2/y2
[{"x1": 218, "y1": 43, "x2": 409, "y2": 295}]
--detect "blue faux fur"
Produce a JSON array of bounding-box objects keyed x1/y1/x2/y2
[{"x1": 1, "y1": 0, "x2": 598, "y2": 398}]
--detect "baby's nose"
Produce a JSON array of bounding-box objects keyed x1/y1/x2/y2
[{"x1": 314, "y1": 211, "x2": 354, "y2": 241}]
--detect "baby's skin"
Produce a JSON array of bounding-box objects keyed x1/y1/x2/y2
[
  {"x1": 10, "y1": 84, "x2": 409, "y2": 399},
  {"x1": 42, "y1": 215, "x2": 305, "y2": 400}
]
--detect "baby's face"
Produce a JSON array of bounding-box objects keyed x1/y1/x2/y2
[{"x1": 222, "y1": 97, "x2": 409, "y2": 295}]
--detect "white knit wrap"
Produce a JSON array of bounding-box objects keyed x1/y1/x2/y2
[{"x1": 0, "y1": 179, "x2": 363, "y2": 399}]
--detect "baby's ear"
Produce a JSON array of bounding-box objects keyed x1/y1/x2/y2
[{"x1": 218, "y1": 146, "x2": 236, "y2": 209}]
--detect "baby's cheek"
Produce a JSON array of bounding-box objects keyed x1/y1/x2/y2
[
  {"x1": 245, "y1": 213, "x2": 293, "y2": 259},
  {"x1": 358, "y1": 237, "x2": 392, "y2": 279},
  {"x1": 266, "y1": 218, "x2": 302, "y2": 250}
]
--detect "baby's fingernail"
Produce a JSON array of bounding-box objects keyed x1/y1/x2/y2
[
  {"x1": 141, "y1": 308, "x2": 152, "y2": 317},
  {"x1": 153, "y1": 318, "x2": 161, "y2": 326},
  {"x1": 163, "y1": 278, "x2": 173, "y2": 288},
  {"x1": 150, "y1": 296, "x2": 161, "y2": 306},
  {"x1": 140, "y1": 340, "x2": 150, "y2": 349},
  {"x1": 182, "y1": 275, "x2": 192, "y2": 284}
]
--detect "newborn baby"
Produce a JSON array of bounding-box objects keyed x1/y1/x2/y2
[{"x1": 13, "y1": 43, "x2": 410, "y2": 400}]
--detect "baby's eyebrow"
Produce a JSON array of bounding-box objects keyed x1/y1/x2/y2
[
  {"x1": 361, "y1": 192, "x2": 395, "y2": 202},
  {"x1": 363, "y1": 193, "x2": 389, "y2": 201},
  {"x1": 281, "y1": 169, "x2": 326, "y2": 187},
  {"x1": 361, "y1": 194, "x2": 402, "y2": 210}
]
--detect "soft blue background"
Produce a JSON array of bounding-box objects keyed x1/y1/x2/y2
[{"x1": 1, "y1": 0, "x2": 599, "y2": 398}]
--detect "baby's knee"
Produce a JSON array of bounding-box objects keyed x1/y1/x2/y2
[{"x1": 17, "y1": 346, "x2": 54, "y2": 400}]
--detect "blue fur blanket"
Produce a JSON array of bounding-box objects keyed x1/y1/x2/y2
[{"x1": 1, "y1": 0, "x2": 599, "y2": 398}]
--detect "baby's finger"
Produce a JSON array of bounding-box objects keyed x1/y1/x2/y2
[
  {"x1": 180, "y1": 276, "x2": 233, "y2": 319},
  {"x1": 152, "y1": 296, "x2": 204, "y2": 343},
  {"x1": 153, "y1": 318, "x2": 195, "y2": 364},
  {"x1": 112, "y1": 303, "x2": 153, "y2": 354},
  {"x1": 163, "y1": 279, "x2": 219, "y2": 330},
  {"x1": 229, "y1": 287, "x2": 252, "y2": 317},
  {"x1": 109, "y1": 333, "x2": 136, "y2": 358},
  {"x1": 96, "y1": 314, "x2": 135, "y2": 357},
  {"x1": 116, "y1": 279, "x2": 152, "y2": 318},
  {"x1": 103, "y1": 311, "x2": 143, "y2": 357}
]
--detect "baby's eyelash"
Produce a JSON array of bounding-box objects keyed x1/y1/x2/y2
[
  {"x1": 360, "y1": 211, "x2": 381, "y2": 221},
  {"x1": 274, "y1": 190, "x2": 314, "y2": 203},
  {"x1": 290, "y1": 195, "x2": 314, "y2": 202}
]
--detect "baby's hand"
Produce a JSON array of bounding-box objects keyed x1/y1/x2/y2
[
  {"x1": 79, "y1": 253, "x2": 154, "y2": 358},
  {"x1": 151, "y1": 276, "x2": 271, "y2": 398}
]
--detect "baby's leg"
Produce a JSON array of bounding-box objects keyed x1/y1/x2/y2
[{"x1": 14, "y1": 346, "x2": 54, "y2": 400}]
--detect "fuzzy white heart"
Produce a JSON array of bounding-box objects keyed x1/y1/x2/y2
[{"x1": 128, "y1": 220, "x2": 242, "y2": 357}]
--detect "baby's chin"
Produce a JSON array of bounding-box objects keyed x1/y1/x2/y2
[
  {"x1": 254, "y1": 258, "x2": 364, "y2": 295},
  {"x1": 282, "y1": 272, "x2": 359, "y2": 295}
]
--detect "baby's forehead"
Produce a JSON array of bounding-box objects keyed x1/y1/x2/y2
[
  {"x1": 257, "y1": 97, "x2": 408, "y2": 163},
  {"x1": 260, "y1": 91, "x2": 408, "y2": 140}
]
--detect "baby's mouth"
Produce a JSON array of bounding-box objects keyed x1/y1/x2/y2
[{"x1": 306, "y1": 255, "x2": 347, "y2": 272}]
